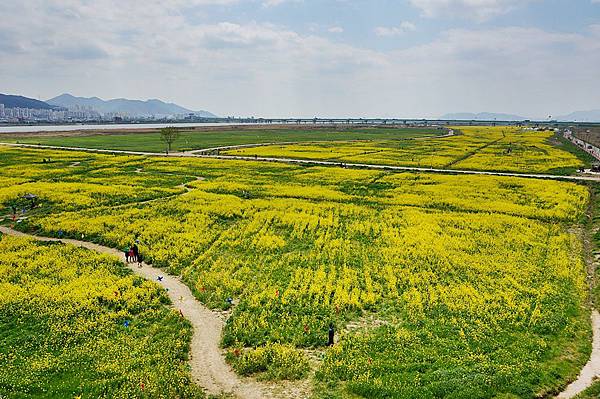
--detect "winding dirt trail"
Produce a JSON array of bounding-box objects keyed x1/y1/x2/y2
[{"x1": 0, "y1": 226, "x2": 269, "y2": 399}]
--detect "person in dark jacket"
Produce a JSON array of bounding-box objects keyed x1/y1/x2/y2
[
  {"x1": 328, "y1": 323, "x2": 335, "y2": 346},
  {"x1": 132, "y1": 243, "x2": 139, "y2": 262}
]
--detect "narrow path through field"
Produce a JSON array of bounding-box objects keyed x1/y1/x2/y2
[
  {"x1": 0, "y1": 226, "x2": 273, "y2": 399},
  {"x1": 557, "y1": 311, "x2": 600, "y2": 398},
  {"x1": 187, "y1": 129, "x2": 454, "y2": 155},
  {"x1": 205, "y1": 154, "x2": 600, "y2": 182},
  {"x1": 188, "y1": 140, "x2": 326, "y2": 154},
  {"x1": 3, "y1": 141, "x2": 600, "y2": 182},
  {"x1": 443, "y1": 136, "x2": 504, "y2": 168}
]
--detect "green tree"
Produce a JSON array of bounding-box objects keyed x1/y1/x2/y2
[{"x1": 160, "y1": 126, "x2": 180, "y2": 154}]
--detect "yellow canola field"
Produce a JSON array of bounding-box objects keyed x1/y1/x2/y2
[
  {"x1": 0, "y1": 144, "x2": 592, "y2": 398},
  {"x1": 0, "y1": 235, "x2": 202, "y2": 398},
  {"x1": 224, "y1": 126, "x2": 583, "y2": 173}
]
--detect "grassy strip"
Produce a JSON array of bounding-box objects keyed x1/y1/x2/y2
[
  {"x1": 548, "y1": 133, "x2": 597, "y2": 175},
  {"x1": 6, "y1": 127, "x2": 438, "y2": 153}
]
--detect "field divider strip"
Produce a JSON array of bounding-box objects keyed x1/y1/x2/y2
[
  {"x1": 443, "y1": 137, "x2": 504, "y2": 168},
  {"x1": 204, "y1": 154, "x2": 600, "y2": 182},
  {"x1": 2, "y1": 141, "x2": 600, "y2": 182}
]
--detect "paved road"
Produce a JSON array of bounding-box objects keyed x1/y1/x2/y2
[{"x1": 2, "y1": 141, "x2": 600, "y2": 182}]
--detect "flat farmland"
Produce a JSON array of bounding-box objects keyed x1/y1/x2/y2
[
  {"x1": 225, "y1": 126, "x2": 584, "y2": 174},
  {"x1": 1, "y1": 125, "x2": 440, "y2": 153},
  {"x1": 0, "y1": 140, "x2": 594, "y2": 398}
]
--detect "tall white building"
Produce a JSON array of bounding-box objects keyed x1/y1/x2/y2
[{"x1": 0, "y1": 103, "x2": 4, "y2": 117}]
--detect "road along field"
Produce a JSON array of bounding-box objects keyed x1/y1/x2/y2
[
  {"x1": 0, "y1": 139, "x2": 596, "y2": 398},
  {"x1": 571, "y1": 127, "x2": 600, "y2": 150},
  {"x1": 1, "y1": 125, "x2": 441, "y2": 153},
  {"x1": 224, "y1": 126, "x2": 584, "y2": 175}
]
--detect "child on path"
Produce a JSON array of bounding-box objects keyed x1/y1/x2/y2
[{"x1": 128, "y1": 247, "x2": 135, "y2": 263}]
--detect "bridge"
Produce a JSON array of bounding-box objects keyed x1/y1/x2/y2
[{"x1": 180, "y1": 117, "x2": 600, "y2": 128}]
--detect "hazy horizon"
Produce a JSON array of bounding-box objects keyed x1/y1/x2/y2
[{"x1": 1, "y1": 0, "x2": 599, "y2": 118}]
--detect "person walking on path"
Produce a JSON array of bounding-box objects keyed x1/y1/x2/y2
[
  {"x1": 132, "y1": 243, "x2": 139, "y2": 263},
  {"x1": 124, "y1": 245, "x2": 131, "y2": 263}
]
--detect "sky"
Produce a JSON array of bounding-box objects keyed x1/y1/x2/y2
[{"x1": 1, "y1": 0, "x2": 599, "y2": 118}]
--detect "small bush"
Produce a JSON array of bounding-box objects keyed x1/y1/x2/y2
[{"x1": 227, "y1": 343, "x2": 309, "y2": 381}]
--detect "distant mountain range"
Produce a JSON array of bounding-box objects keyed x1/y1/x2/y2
[
  {"x1": 555, "y1": 110, "x2": 600, "y2": 122},
  {"x1": 0, "y1": 93, "x2": 61, "y2": 110},
  {"x1": 440, "y1": 112, "x2": 529, "y2": 121},
  {"x1": 47, "y1": 93, "x2": 216, "y2": 117},
  {"x1": 3, "y1": 92, "x2": 599, "y2": 122}
]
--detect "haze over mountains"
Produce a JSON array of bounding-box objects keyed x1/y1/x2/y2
[
  {"x1": 556, "y1": 110, "x2": 600, "y2": 123},
  {"x1": 2, "y1": 92, "x2": 599, "y2": 122},
  {"x1": 47, "y1": 94, "x2": 216, "y2": 118},
  {"x1": 441, "y1": 111, "x2": 600, "y2": 122}
]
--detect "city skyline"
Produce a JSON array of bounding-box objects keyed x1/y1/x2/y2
[
  {"x1": 0, "y1": 92, "x2": 211, "y2": 123},
  {"x1": 1, "y1": 0, "x2": 600, "y2": 118}
]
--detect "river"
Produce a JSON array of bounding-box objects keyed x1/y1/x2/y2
[{"x1": 0, "y1": 122, "x2": 256, "y2": 134}]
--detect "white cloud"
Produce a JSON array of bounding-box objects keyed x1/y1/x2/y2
[
  {"x1": 0, "y1": 0, "x2": 388, "y2": 116},
  {"x1": 328, "y1": 26, "x2": 344, "y2": 33},
  {"x1": 379, "y1": 25, "x2": 600, "y2": 117},
  {"x1": 0, "y1": 0, "x2": 599, "y2": 118},
  {"x1": 261, "y1": 0, "x2": 302, "y2": 7},
  {"x1": 375, "y1": 22, "x2": 416, "y2": 37},
  {"x1": 409, "y1": 0, "x2": 535, "y2": 21}
]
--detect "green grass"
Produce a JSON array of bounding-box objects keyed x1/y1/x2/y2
[
  {"x1": 569, "y1": 183, "x2": 600, "y2": 399},
  {"x1": 548, "y1": 133, "x2": 597, "y2": 175},
  {"x1": 5, "y1": 127, "x2": 440, "y2": 153},
  {"x1": 226, "y1": 343, "x2": 310, "y2": 381},
  {"x1": 576, "y1": 384, "x2": 600, "y2": 399}
]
